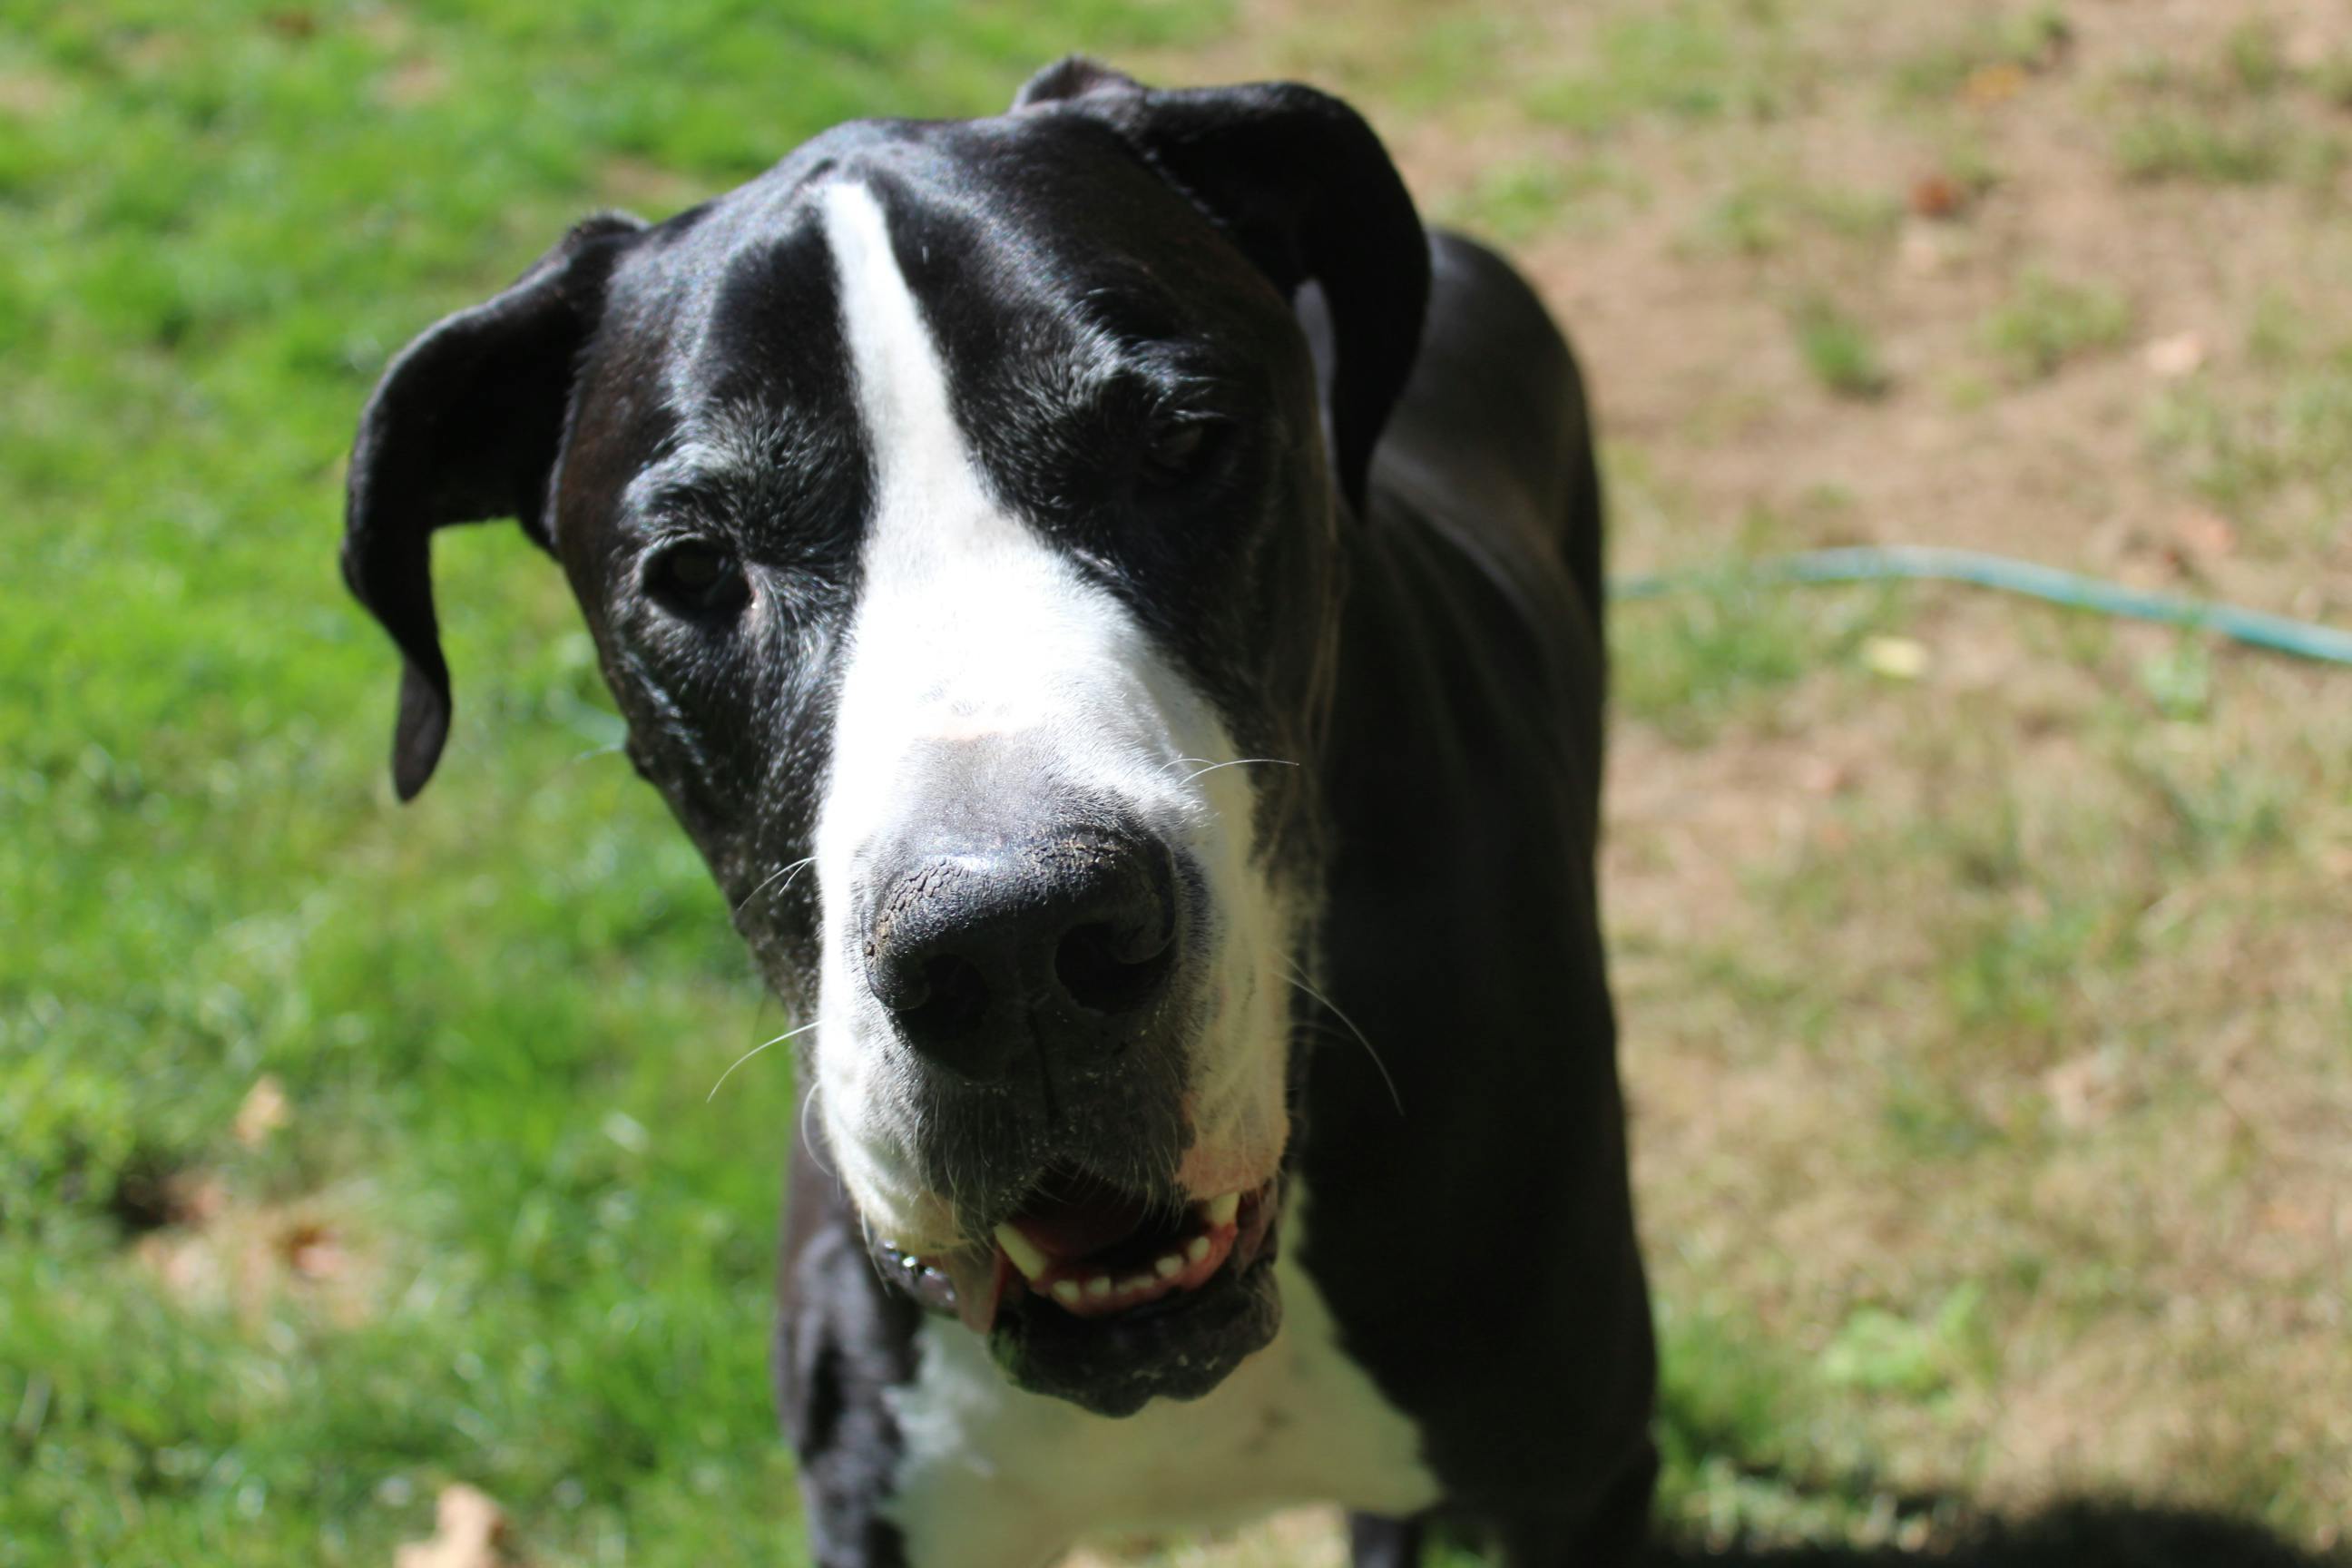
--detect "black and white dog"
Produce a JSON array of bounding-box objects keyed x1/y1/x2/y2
[{"x1": 343, "y1": 59, "x2": 1655, "y2": 1568}]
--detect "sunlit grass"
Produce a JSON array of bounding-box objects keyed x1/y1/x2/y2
[
  {"x1": 12, "y1": 0, "x2": 2352, "y2": 1562},
  {"x1": 1, "y1": 3, "x2": 1221, "y2": 1563}
]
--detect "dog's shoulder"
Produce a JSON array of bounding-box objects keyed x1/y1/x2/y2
[{"x1": 1371, "y1": 230, "x2": 1600, "y2": 622}]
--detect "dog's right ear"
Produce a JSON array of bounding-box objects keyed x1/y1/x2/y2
[
  {"x1": 1012, "y1": 62, "x2": 1428, "y2": 520},
  {"x1": 1010, "y1": 55, "x2": 1142, "y2": 108},
  {"x1": 340, "y1": 211, "x2": 645, "y2": 800}
]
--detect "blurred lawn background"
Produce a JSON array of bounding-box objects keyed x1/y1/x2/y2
[{"x1": 4, "y1": 1, "x2": 2348, "y2": 1565}]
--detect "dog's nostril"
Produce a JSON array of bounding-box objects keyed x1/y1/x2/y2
[
  {"x1": 898, "y1": 953, "x2": 990, "y2": 1040},
  {"x1": 1055, "y1": 921, "x2": 1175, "y2": 1015}
]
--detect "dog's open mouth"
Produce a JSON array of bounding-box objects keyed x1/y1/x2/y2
[
  {"x1": 993, "y1": 1169, "x2": 1273, "y2": 1319},
  {"x1": 874, "y1": 1166, "x2": 1286, "y2": 1414},
  {"x1": 879, "y1": 1168, "x2": 1278, "y2": 1335}
]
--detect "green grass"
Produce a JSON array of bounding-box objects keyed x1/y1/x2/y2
[
  {"x1": 1524, "y1": 1, "x2": 1809, "y2": 136},
  {"x1": 2146, "y1": 338, "x2": 2352, "y2": 548},
  {"x1": 1886, "y1": 3, "x2": 2073, "y2": 105},
  {"x1": 1980, "y1": 269, "x2": 2132, "y2": 380},
  {"x1": 1612, "y1": 579, "x2": 1902, "y2": 742},
  {"x1": 1792, "y1": 298, "x2": 1892, "y2": 401},
  {"x1": 1696, "y1": 176, "x2": 1902, "y2": 259},
  {"x1": 2221, "y1": 20, "x2": 2290, "y2": 97},
  {"x1": 1436, "y1": 153, "x2": 1644, "y2": 244},
  {"x1": 2113, "y1": 109, "x2": 2294, "y2": 184},
  {"x1": 2103, "y1": 21, "x2": 2349, "y2": 188},
  {"x1": 2315, "y1": 51, "x2": 2352, "y2": 111},
  {"x1": 0, "y1": 2, "x2": 1221, "y2": 1563},
  {"x1": 15, "y1": 0, "x2": 2352, "y2": 1563}
]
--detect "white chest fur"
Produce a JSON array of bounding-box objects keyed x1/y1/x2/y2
[{"x1": 880, "y1": 1182, "x2": 1440, "y2": 1568}]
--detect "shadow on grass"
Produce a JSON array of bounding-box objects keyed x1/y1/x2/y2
[{"x1": 1647, "y1": 1500, "x2": 2347, "y2": 1567}]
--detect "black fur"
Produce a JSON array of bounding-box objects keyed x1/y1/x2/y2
[{"x1": 341, "y1": 211, "x2": 645, "y2": 799}]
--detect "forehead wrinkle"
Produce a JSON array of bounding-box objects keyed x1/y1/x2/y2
[
  {"x1": 617, "y1": 400, "x2": 787, "y2": 513},
  {"x1": 655, "y1": 191, "x2": 842, "y2": 407},
  {"x1": 677, "y1": 401, "x2": 797, "y2": 485},
  {"x1": 613, "y1": 194, "x2": 874, "y2": 549}
]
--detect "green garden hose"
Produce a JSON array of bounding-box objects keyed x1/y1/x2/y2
[{"x1": 1611, "y1": 545, "x2": 2352, "y2": 667}]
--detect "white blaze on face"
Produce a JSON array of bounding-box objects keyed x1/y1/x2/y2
[{"x1": 808, "y1": 181, "x2": 1294, "y2": 1248}]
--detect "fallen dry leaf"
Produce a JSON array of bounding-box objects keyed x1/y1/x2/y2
[
  {"x1": 1861, "y1": 635, "x2": 1931, "y2": 681},
  {"x1": 2171, "y1": 509, "x2": 2238, "y2": 564},
  {"x1": 396, "y1": 1485, "x2": 509, "y2": 1568},
  {"x1": 1961, "y1": 63, "x2": 2028, "y2": 106},
  {"x1": 378, "y1": 57, "x2": 452, "y2": 110},
  {"x1": 278, "y1": 1219, "x2": 347, "y2": 1280},
  {"x1": 2142, "y1": 330, "x2": 2207, "y2": 380},
  {"x1": 1897, "y1": 223, "x2": 1956, "y2": 275},
  {"x1": 2043, "y1": 1052, "x2": 2123, "y2": 1132},
  {"x1": 233, "y1": 1075, "x2": 290, "y2": 1147},
  {"x1": 1798, "y1": 756, "x2": 1856, "y2": 796},
  {"x1": 1908, "y1": 172, "x2": 1966, "y2": 220}
]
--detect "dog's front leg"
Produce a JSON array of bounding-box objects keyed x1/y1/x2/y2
[
  {"x1": 774, "y1": 1122, "x2": 934, "y2": 1568},
  {"x1": 1348, "y1": 1511, "x2": 1426, "y2": 1568},
  {"x1": 1486, "y1": 1439, "x2": 1659, "y2": 1568}
]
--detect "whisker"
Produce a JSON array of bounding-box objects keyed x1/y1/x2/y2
[
  {"x1": 1181, "y1": 757, "x2": 1299, "y2": 786},
  {"x1": 1281, "y1": 960, "x2": 1403, "y2": 1117},
  {"x1": 857, "y1": 1213, "x2": 895, "y2": 1289},
  {"x1": 534, "y1": 739, "x2": 628, "y2": 793},
  {"x1": 798, "y1": 1083, "x2": 833, "y2": 1178},
  {"x1": 706, "y1": 1018, "x2": 823, "y2": 1103},
  {"x1": 733, "y1": 855, "x2": 816, "y2": 916}
]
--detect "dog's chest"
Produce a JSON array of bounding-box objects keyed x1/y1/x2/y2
[{"x1": 880, "y1": 1191, "x2": 1438, "y2": 1568}]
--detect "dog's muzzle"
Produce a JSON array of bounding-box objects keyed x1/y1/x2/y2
[{"x1": 839, "y1": 776, "x2": 1289, "y2": 1413}]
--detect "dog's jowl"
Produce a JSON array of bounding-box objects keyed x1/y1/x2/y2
[{"x1": 343, "y1": 57, "x2": 1656, "y2": 1568}]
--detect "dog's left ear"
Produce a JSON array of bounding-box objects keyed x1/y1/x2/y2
[
  {"x1": 1016, "y1": 60, "x2": 1430, "y2": 516},
  {"x1": 341, "y1": 211, "x2": 646, "y2": 801}
]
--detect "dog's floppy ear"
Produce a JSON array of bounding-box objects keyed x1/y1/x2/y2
[
  {"x1": 341, "y1": 211, "x2": 645, "y2": 800},
  {"x1": 1015, "y1": 59, "x2": 1430, "y2": 515}
]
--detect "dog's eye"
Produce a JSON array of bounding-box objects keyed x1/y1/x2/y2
[
  {"x1": 642, "y1": 539, "x2": 749, "y2": 620},
  {"x1": 1140, "y1": 415, "x2": 1223, "y2": 488}
]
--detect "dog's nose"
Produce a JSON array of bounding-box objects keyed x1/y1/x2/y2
[{"x1": 861, "y1": 822, "x2": 1182, "y2": 1081}]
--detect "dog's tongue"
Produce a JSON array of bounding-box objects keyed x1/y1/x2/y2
[{"x1": 1008, "y1": 1173, "x2": 1151, "y2": 1260}]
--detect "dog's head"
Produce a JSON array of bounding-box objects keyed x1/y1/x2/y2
[{"x1": 340, "y1": 62, "x2": 1426, "y2": 1416}]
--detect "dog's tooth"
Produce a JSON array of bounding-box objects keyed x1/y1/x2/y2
[
  {"x1": 1052, "y1": 1279, "x2": 1083, "y2": 1307},
  {"x1": 1186, "y1": 1235, "x2": 1211, "y2": 1263},
  {"x1": 1154, "y1": 1253, "x2": 1184, "y2": 1279},
  {"x1": 993, "y1": 1223, "x2": 1050, "y2": 1282},
  {"x1": 1085, "y1": 1276, "x2": 1112, "y2": 1300},
  {"x1": 1121, "y1": 1275, "x2": 1152, "y2": 1296},
  {"x1": 1205, "y1": 1191, "x2": 1240, "y2": 1228}
]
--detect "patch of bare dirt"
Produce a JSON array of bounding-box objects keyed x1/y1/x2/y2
[
  {"x1": 132, "y1": 1078, "x2": 381, "y2": 1327},
  {"x1": 1120, "y1": 1, "x2": 2352, "y2": 1554},
  {"x1": 134, "y1": 1181, "x2": 381, "y2": 1328}
]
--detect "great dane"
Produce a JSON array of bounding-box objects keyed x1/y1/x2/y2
[{"x1": 343, "y1": 58, "x2": 1655, "y2": 1568}]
